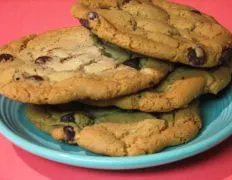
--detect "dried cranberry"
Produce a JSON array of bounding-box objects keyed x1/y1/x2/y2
[
  {"x1": 60, "y1": 113, "x2": 75, "y2": 123},
  {"x1": 35, "y1": 56, "x2": 51, "y2": 65},
  {"x1": 123, "y1": 58, "x2": 141, "y2": 70},
  {"x1": 0, "y1": 54, "x2": 14, "y2": 62},
  {"x1": 63, "y1": 126, "x2": 75, "y2": 141}
]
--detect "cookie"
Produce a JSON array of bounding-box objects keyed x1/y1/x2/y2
[
  {"x1": 71, "y1": 0, "x2": 232, "y2": 67},
  {"x1": 0, "y1": 26, "x2": 173, "y2": 104},
  {"x1": 84, "y1": 62, "x2": 232, "y2": 112},
  {"x1": 26, "y1": 101, "x2": 201, "y2": 156}
]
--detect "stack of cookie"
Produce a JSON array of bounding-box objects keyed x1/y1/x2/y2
[{"x1": 0, "y1": 0, "x2": 232, "y2": 156}]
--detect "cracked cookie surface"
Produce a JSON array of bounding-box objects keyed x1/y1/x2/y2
[
  {"x1": 71, "y1": 0, "x2": 232, "y2": 67},
  {"x1": 84, "y1": 61, "x2": 232, "y2": 112},
  {"x1": 0, "y1": 26, "x2": 172, "y2": 104},
  {"x1": 27, "y1": 101, "x2": 201, "y2": 156}
]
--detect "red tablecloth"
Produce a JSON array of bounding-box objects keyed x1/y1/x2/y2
[{"x1": 0, "y1": 0, "x2": 232, "y2": 179}]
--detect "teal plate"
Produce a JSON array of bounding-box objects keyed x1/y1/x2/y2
[{"x1": 0, "y1": 85, "x2": 232, "y2": 170}]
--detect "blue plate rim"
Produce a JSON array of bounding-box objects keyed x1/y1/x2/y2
[{"x1": 0, "y1": 114, "x2": 231, "y2": 170}]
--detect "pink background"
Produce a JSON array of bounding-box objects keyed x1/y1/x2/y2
[{"x1": 0, "y1": 0, "x2": 232, "y2": 179}]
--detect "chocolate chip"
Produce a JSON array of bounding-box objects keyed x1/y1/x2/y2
[
  {"x1": 79, "y1": 19, "x2": 90, "y2": 29},
  {"x1": 191, "y1": 9, "x2": 202, "y2": 15},
  {"x1": 123, "y1": 58, "x2": 141, "y2": 70},
  {"x1": 35, "y1": 56, "x2": 51, "y2": 65},
  {"x1": 60, "y1": 113, "x2": 75, "y2": 123},
  {"x1": 188, "y1": 46, "x2": 206, "y2": 66},
  {"x1": 88, "y1": 12, "x2": 98, "y2": 20},
  {"x1": 26, "y1": 75, "x2": 44, "y2": 81},
  {"x1": 0, "y1": 54, "x2": 14, "y2": 62},
  {"x1": 63, "y1": 126, "x2": 75, "y2": 141},
  {"x1": 219, "y1": 47, "x2": 232, "y2": 65}
]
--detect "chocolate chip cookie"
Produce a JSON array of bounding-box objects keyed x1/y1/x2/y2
[
  {"x1": 84, "y1": 61, "x2": 232, "y2": 112},
  {"x1": 71, "y1": 0, "x2": 232, "y2": 67},
  {"x1": 26, "y1": 101, "x2": 201, "y2": 156},
  {"x1": 0, "y1": 26, "x2": 173, "y2": 104}
]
